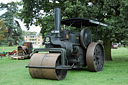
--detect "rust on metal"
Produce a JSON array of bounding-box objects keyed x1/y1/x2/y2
[
  {"x1": 29, "y1": 53, "x2": 67, "y2": 80},
  {"x1": 17, "y1": 46, "x2": 28, "y2": 53},
  {"x1": 86, "y1": 42, "x2": 105, "y2": 72}
]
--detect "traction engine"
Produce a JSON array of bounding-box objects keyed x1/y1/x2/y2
[{"x1": 26, "y1": 8, "x2": 107, "y2": 80}]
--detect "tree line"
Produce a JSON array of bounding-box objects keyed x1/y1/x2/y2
[{"x1": 0, "y1": 2, "x2": 23, "y2": 46}]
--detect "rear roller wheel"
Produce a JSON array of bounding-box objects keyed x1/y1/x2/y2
[
  {"x1": 29, "y1": 53, "x2": 67, "y2": 80},
  {"x1": 86, "y1": 42, "x2": 105, "y2": 72}
]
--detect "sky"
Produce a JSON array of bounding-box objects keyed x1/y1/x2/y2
[{"x1": 0, "y1": 0, "x2": 41, "y2": 33}]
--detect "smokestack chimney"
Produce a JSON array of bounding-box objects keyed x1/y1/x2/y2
[{"x1": 54, "y1": 7, "x2": 61, "y2": 37}]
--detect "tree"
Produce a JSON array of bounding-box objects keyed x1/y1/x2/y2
[
  {"x1": 0, "y1": 1, "x2": 23, "y2": 46},
  {"x1": 0, "y1": 19, "x2": 8, "y2": 45},
  {"x1": 20, "y1": 0, "x2": 128, "y2": 60}
]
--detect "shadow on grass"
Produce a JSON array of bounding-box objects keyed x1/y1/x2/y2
[{"x1": 69, "y1": 67, "x2": 90, "y2": 72}]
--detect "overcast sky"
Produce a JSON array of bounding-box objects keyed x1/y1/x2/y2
[{"x1": 0, "y1": 0, "x2": 41, "y2": 33}]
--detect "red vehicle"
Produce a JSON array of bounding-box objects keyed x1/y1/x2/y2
[{"x1": 10, "y1": 42, "x2": 33, "y2": 60}]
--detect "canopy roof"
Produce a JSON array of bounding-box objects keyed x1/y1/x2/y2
[{"x1": 61, "y1": 18, "x2": 108, "y2": 28}]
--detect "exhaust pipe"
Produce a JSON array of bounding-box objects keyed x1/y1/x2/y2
[{"x1": 54, "y1": 7, "x2": 61, "y2": 37}]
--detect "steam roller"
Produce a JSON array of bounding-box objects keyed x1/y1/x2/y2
[
  {"x1": 29, "y1": 53, "x2": 67, "y2": 80},
  {"x1": 26, "y1": 8, "x2": 107, "y2": 80}
]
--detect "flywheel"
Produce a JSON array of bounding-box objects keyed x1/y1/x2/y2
[
  {"x1": 28, "y1": 53, "x2": 67, "y2": 80},
  {"x1": 80, "y1": 28, "x2": 92, "y2": 49},
  {"x1": 86, "y1": 42, "x2": 105, "y2": 72}
]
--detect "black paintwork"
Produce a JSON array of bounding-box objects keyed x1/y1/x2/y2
[{"x1": 61, "y1": 18, "x2": 108, "y2": 28}]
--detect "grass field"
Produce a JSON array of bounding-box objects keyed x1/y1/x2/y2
[{"x1": 0, "y1": 46, "x2": 128, "y2": 85}]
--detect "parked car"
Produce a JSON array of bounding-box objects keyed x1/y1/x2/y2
[{"x1": 112, "y1": 43, "x2": 118, "y2": 49}]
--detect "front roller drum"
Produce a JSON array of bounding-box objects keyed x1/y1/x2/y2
[{"x1": 28, "y1": 53, "x2": 67, "y2": 80}]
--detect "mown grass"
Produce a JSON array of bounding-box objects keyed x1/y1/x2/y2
[
  {"x1": 0, "y1": 46, "x2": 17, "y2": 52},
  {"x1": 0, "y1": 46, "x2": 128, "y2": 85}
]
